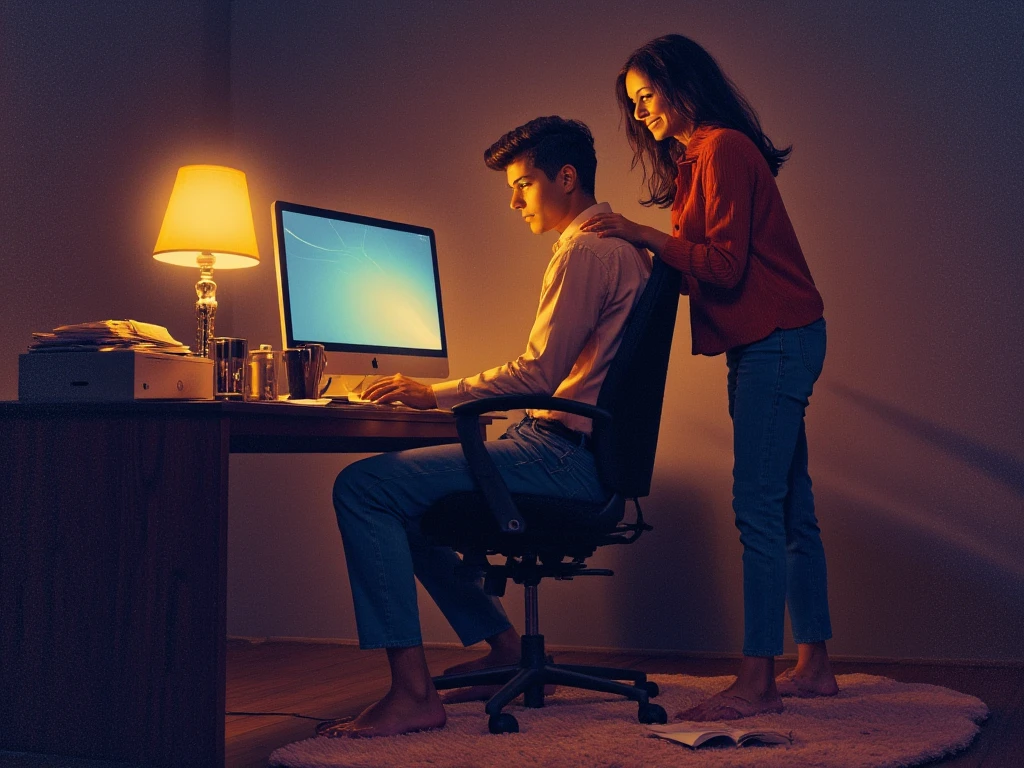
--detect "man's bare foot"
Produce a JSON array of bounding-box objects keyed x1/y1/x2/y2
[
  {"x1": 439, "y1": 644, "x2": 521, "y2": 704},
  {"x1": 316, "y1": 687, "x2": 446, "y2": 739},
  {"x1": 438, "y1": 633, "x2": 554, "y2": 704},
  {"x1": 775, "y1": 665, "x2": 839, "y2": 697}
]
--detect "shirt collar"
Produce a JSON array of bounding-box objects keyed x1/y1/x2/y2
[
  {"x1": 553, "y1": 202, "x2": 611, "y2": 253},
  {"x1": 679, "y1": 124, "x2": 717, "y2": 163}
]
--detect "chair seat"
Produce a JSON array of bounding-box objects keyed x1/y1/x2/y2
[{"x1": 421, "y1": 491, "x2": 625, "y2": 558}]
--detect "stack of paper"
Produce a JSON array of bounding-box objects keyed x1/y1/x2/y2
[{"x1": 28, "y1": 320, "x2": 191, "y2": 354}]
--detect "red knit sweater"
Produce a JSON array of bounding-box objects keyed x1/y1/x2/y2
[{"x1": 659, "y1": 126, "x2": 824, "y2": 356}]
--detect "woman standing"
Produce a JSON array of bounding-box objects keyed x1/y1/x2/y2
[{"x1": 581, "y1": 34, "x2": 838, "y2": 720}]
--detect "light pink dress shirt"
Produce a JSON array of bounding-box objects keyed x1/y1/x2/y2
[{"x1": 432, "y1": 203, "x2": 650, "y2": 435}]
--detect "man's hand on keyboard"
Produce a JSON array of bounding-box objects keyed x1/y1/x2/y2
[{"x1": 361, "y1": 373, "x2": 438, "y2": 410}]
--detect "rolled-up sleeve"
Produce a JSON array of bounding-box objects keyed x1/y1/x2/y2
[{"x1": 432, "y1": 243, "x2": 608, "y2": 410}]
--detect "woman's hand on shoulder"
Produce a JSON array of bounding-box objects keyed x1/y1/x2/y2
[
  {"x1": 579, "y1": 213, "x2": 647, "y2": 247},
  {"x1": 579, "y1": 214, "x2": 671, "y2": 256}
]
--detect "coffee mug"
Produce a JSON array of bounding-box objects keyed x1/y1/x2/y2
[{"x1": 283, "y1": 343, "x2": 327, "y2": 399}]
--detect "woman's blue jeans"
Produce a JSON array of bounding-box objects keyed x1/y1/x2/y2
[
  {"x1": 332, "y1": 416, "x2": 607, "y2": 649},
  {"x1": 726, "y1": 318, "x2": 832, "y2": 657}
]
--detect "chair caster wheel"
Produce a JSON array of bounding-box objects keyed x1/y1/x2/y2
[
  {"x1": 638, "y1": 702, "x2": 667, "y2": 724},
  {"x1": 644, "y1": 681, "x2": 660, "y2": 698},
  {"x1": 489, "y1": 713, "x2": 519, "y2": 734}
]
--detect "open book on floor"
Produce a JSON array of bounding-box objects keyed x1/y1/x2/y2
[{"x1": 647, "y1": 723, "x2": 793, "y2": 748}]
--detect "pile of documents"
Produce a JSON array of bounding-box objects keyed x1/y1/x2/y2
[{"x1": 28, "y1": 320, "x2": 191, "y2": 355}]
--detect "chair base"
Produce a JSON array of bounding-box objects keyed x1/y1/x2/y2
[{"x1": 432, "y1": 634, "x2": 667, "y2": 733}]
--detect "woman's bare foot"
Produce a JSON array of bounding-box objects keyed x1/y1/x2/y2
[
  {"x1": 677, "y1": 690, "x2": 784, "y2": 721},
  {"x1": 775, "y1": 665, "x2": 839, "y2": 697},
  {"x1": 775, "y1": 641, "x2": 839, "y2": 697},
  {"x1": 677, "y1": 655, "x2": 783, "y2": 722}
]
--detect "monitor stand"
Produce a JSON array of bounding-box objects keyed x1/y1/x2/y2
[{"x1": 320, "y1": 373, "x2": 384, "y2": 400}]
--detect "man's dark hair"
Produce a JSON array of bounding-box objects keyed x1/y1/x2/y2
[{"x1": 484, "y1": 116, "x2": 597, "y2": 196}]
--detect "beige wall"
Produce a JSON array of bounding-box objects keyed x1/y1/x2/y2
[{"x1": 3, "y1": 0, "x2": 1022, "y2": 661}]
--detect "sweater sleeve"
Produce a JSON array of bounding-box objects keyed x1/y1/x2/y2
[{"x1": 660, "y1": 134, "x2": 756, "y2": 290}]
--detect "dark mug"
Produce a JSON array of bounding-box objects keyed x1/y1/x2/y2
[{"x1": 283, "y1": 344, "x2": 327, "y2": 399}]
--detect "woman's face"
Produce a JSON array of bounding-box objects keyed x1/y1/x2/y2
[{"x1": 625, "y1": 69, "x2": 692, "y2": 144}]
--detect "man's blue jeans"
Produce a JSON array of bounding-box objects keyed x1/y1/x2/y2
[
  {"x1": 333, "y1": 416, "x2": 607, "y2": 649},
  {"x1": 726, "y1": 318, "x2": 832, "y2": 657}
]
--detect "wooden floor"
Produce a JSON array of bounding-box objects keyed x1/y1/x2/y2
[{"x1": 225, "y1": 639, "x2": 1023, "y2": 768}]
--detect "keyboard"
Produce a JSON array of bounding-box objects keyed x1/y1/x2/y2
[{"x1": 326, "y1": 395, "x2": 407, "y2": 410}]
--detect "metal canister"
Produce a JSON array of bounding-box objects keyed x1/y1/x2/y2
[
  {"x1": 213, "y1": 337, "x2": 247, "y2": 399},
  {"x1": 245, "y1": 344, "x2": 279, "y2": 401}
]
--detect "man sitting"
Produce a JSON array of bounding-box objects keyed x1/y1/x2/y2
[{"x1": 324, "y1": 116, "x2": 650, "y2": 738}]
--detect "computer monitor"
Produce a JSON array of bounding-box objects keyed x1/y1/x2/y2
[{"x1": 272, "y1": 200, "x2": 449, "y2": 379}]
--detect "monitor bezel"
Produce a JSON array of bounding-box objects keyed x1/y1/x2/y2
[{"x1": 272, "y1": 200, "x2": 449, "y2": 378}]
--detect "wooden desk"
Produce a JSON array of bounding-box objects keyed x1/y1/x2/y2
[{"x1": 0, "y1": 400, "x2": 474, "y2": 767}]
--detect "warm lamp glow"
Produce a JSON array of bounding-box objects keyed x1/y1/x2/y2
[
  {"x1": 153, "y1": 164, "x2": 260, "y2": 358},
  {"x1": 153, "y1": 164, "x2": 259, "y2": 269}
]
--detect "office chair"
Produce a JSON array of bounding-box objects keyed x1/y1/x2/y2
[{"x1": 420, "y1": 257, "x2": 682, "y2": 734}]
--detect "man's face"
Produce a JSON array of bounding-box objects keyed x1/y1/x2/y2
[{"x1": 505, "y1": 158, "x2": 571, "y2": 235}]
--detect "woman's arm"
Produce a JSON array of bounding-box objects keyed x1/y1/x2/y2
[{"x1": 580, "y1": 134, "x2": 757, "y2": 290}]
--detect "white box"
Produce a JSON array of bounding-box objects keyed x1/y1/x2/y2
[{"x1": 18, "y1": 349, "x2": 215, "y2": 402}]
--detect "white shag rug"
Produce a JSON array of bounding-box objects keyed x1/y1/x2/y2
[{"x1": 269, "y1": 673, "x2": 988, "y2": 768}]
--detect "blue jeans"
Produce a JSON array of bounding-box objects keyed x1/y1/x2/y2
[
  {"x1": 333, "y1": 416, "x2": 607, "y2": 649},
  {"x1": 726, "y1": 318, "x2": 832, "y2": 657}
]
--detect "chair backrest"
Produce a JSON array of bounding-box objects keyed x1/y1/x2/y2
[{"x1": 591, "y1": 257, "x2": 682, "y2": 497}]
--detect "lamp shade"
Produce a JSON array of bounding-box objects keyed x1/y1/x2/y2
[{"x1": 153, "y1": 165, "x2": 260, "y2": 269}]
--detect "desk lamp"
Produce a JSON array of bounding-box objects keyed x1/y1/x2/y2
[{"x1": 153, "y1": 164, "x2": 259, "y2": 357}]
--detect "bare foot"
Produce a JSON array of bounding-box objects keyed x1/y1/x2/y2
[
  {"x1": 775, "y1": 665, "x2": 839, "y2": 698},
  {"x1": 677, "y1": 662, "x2": 783, "y2": 723},
  {"x1": 317, "y1": 687, "x2": 446, "y2": 739},
  {"x1": 438, "y1": 648, "x2": 555, "y2": 704},
  {"x1": 439, "y1": 646, "x2": 520, "y2": 704},
  {"x1": 676, "y1": 689, "x2": 784, "y2": 722}
]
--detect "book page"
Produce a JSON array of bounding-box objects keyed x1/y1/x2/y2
[
  {"x1": 648, "y1": 729, "x2": 733, "y2": 747},
  {"x1": 734, "y1": 729, "x2": 792, "y2": 746},
  {"x1": 648, "y1": 725, "x2": 791, "y2": 748}
]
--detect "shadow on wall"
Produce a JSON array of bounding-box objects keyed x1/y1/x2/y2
[
  {"x1": 815, "y1": 381, "x2": 1024, "y2": 660},
  {"x1": 827, "y1": 382, "x2": 1024, "y2": 497},
  {"x1": 820, "y1": 381, "x2": 1024, "y2": 582},
  {"x1": 823, "y1": 483, "x2": 1024, "y2": 660},
  {"x1": 596, "y1": 481, "x2": 736, "y2": 653}
]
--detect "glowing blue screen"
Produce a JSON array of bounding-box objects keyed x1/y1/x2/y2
[{"x1": 281, "y1": 210, "x2": 443, "y2": 351}]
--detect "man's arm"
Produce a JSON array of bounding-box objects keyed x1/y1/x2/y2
[
  {"x1": 432, "y1": 243, "x2": 609, "y2": 409},
  {"x1": 364, "y1": 243, "x2": 610, "y2": 409}
]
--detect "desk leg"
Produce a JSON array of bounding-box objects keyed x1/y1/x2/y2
[{"x1": 0, "y1": 411, "x2": 229, "y2": 767}]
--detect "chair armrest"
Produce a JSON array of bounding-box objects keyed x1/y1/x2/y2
[
  {"x1": 452, "y1": 395, "x2": 611, "y2": 426},
  {"x1": 450, "y1": 396, "x2": 611, "y2": 534}
]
